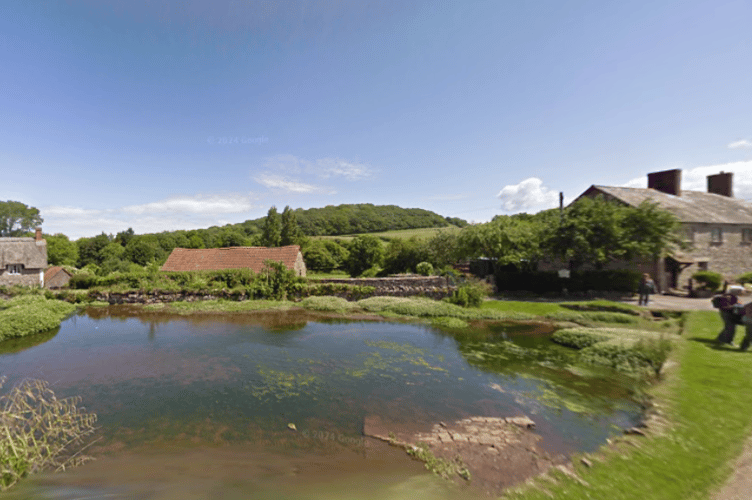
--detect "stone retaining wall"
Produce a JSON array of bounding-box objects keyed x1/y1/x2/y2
[
  {"x1": 316, "y1": 276, "x2": 455, "y2": 299},
  {"x1": 89, "y1": 276, "x2": 457, "y2": 304}
]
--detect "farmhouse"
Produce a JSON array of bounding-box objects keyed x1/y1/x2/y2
[
  {"x1": 576, "y1": 169, "x2": 752, "y2": 291},
  {"x1": 160, "y1": 245, "x2": 307, "y2": 277},
  {"x1": 0, "y1": 228, "x2": 48, "y2": 287}
]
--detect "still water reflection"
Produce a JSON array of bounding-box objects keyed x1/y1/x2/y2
[{"x1": 0, "y1": 306, "x2": 641, "y2": 499}]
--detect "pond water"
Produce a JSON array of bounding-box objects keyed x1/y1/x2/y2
[{"x1": 0, "y1": 306, "x2": 642, "y2": 499}]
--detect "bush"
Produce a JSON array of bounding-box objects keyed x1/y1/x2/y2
[
  {"x1": 494, "y1": 269, "x2": 641, "y2": 294},
  {"x1": 692, "y1": 271, "x2": 723, "y2": 291},
  {"x1": 416, "y1": 262, "x2": 434, "y2": 276},
  {"x1": 737, "y1": 272, "x2": 752, "y2": 285},
  {"x1": 633, "y1": 335, "x2": 673, "y2": 377},
  {"x1": 68, "y1": 272, "x2": 99, "y2": 290},
  {"x1": 447, "y1": 280, "x2": 489, "y2": 308},
  {"x1": 0, "y1": 296, "x2": 76, "y2": 342}
]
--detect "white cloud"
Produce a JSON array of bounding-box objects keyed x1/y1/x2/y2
[
  {"x1": 622, "y1": 160, "x2": 752, "y2": 200},
  {"x1": 496, "y1": 177, "x2": 560, "y2": 212},
  {"x1": 254, "y1": 174, "x2": 335, "y2": 194},
  {"x1": 260, "y1": 155, "x2": 374, "y2": 181},
  {"x1": 728, "y1": 139, "x2": 752, "y2": 149},
  {"x1": 310, "y1": 157, "x2": 373, "y2": 180},
  {"x1": 41, "y1": 193, "x2": 260, "y2": 239},
  {"x1": 122, "y1": 193, "x2": 255, "y2": 215}
]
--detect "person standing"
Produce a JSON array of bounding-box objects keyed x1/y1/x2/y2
[
  {"x1": 638, "y1": 273, "x2": 655, "y2": 306},
  {"x1": 740, "y1": 300, "x2": 752, "y2": 351},
  {"x1": 715, "y1": 288, "x2": 742, "y2": 345}
]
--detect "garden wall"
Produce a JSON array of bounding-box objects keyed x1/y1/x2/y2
[{"x1": 315, "y1": 276, "x2": 456, "y2": 299}]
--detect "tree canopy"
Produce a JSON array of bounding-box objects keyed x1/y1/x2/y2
[{"x1": 0, "y1": 201, "x2": 43, "y2": 237}]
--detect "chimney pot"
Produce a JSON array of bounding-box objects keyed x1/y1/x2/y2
[
  {"x1": 707, "y1": 172, "x2": 733, "y2": 197},
  {"x1": 35, "y1": 227, "x2": 42, "y2": 241},
  {"x1": 647, "y1": 169, "x2": 682, "y2": 196}
]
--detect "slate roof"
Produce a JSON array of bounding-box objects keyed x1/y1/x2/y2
[
  {"x1": 0, "y1": 237, "x2": 47, "y2": 268},
  {"x1": 580, "y1": 186, "x2": 752, "y2": 224},
  {"x1": 160, "y1": 246, "x2": 302, "y2": 273}
]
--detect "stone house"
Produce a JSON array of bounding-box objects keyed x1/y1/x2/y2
[
  {"x1": 575, "y1": 169, "x2": 752, "y2": 292},
  {"x1": 160, "y1": 245, "x2": 307, "y2": 277},
  {"x1": 0, "y1": 228, "x2": 48, "y2": 287},
  {"x1": 44, "y1": 266, "x2": 73, "y2": 289}
]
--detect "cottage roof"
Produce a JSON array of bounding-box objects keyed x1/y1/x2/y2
[
  {"x1": 580, "y1": 186, "x2": 752, "y2": 224},
  {"x1": 44, "y1": 266, "x2": 72, "y2": 282},
  {"x1": 160, "y1": 245, "x2": 302, "y2": 273},
  {"x1": 0, "y1": 237, "x2": 47, "y2": 268}
]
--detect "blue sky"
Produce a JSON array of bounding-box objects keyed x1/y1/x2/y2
[{"x1": 2, "y1": 0, "x2": 752, "y2": 239}]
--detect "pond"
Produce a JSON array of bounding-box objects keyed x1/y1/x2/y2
[{"x1": 0, "y1": 306, "x2": 643, "y2": 499}]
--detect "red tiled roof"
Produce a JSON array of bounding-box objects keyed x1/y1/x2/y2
[
  {"x1": 44, "y1": 266, "x2": 71, "y2": 282},
  {"x1": 160, "y1": 246, "x2": 302, "y2": 273}
]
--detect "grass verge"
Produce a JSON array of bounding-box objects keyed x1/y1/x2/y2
[{"x1": 503, "y1": 311, "x2": 752, "y2": 500}]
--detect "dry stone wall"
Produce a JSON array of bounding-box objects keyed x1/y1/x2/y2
[{"x1": 316, "y1": 276, "x2": 455, "y2": 299}]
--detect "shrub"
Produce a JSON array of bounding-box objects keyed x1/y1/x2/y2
[
  {"x1": 737, "y1": 272, "x2": 752, "y2": 285},
  {"x1": 0, "y1": 296, "x2": 76, "y2": 341},
  {"x1": 633, "y1": 335, "x2": 673, "y2": 377},
  {"x1": 300, "y1": 296, "x2": 357, "y2": 313},
  {"x1": 68, "y1": 272, "x2": 99, "y2": 290},
  {"x1": 447, "y1": 280, "x2": 489, "y2": 308},
  {"x1": 692, "y1": 271, "x2": 723, "y2": 291},
  {"x1": 416, "y1": 262, "x2": 434, "y2": 276}
]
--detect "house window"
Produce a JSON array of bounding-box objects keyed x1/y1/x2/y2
[
  {"x1": 697, "y1": 262, "x2": 709, "y2": 271},
  {"x1": 743, "y1": 228, "x2": 752, "y2": 244},
  {"x1": 711, "y1": 228, "x2": 723, "y2": 244},
  {"x1": 684, "y1": 227, "x2": 695, "y2": 243},
  {"x1": 7, "y1": 264, "x2": 22, "y2": 275}
]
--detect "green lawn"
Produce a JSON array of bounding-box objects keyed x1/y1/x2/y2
[{"x1": 504, "y1": 310, "x2": 752, "y2": 500}]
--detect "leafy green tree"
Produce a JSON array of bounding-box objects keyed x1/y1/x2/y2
[
  {"x1": 426, "y1": 230, "x2": 460, "y2": 269},
  {"x1": 260, "y1": 206, "x2": 281, "y2": 247},
  {"x1": 0, "y1": 201, "x2": 43, "y2": 236},
  {"x1": 346, "y1": 235, "x2": 384, "y2": 277},
  {"x1": 383, "y1": 237, "x2": 429, "y2": 274},
  {"x1": 456, "y1": 214, "x2": 549, "y2": 270},
  {"x1": 547, "y1": 196, "x2": 680, "y2": 270},
  {"x1": 77, "y1": 233, "x2": 111, "y2": 268},
  {"x1": 280, "y1": 206, "x2": 305, "y2": 246},
  {"x1": 302, "y1": 240, "x2": 337, "y2": 272},
  {"x1": 124, "y1": 237, "x2": 162, "y2": 266},
  {"x1": 46, "y1": 233, "x2": 79, "y2": 266},
  {"x1": 115, "y1": 228, "x2": 135, "y2": 247}
]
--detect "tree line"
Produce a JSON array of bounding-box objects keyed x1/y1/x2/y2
[{"x1": 3, "y1": 197, "x2": 681, "y2": 279}]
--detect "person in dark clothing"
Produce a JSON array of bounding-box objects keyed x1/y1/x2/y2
[
  {"x1": 715, "y1": 288, "x2": 742, "y2": 346},
  {"x1": 638, "y1": 273, "x2": 655, "y2": 306},
  {"x1": 740, "y1": 301, "x2": 752, "y2": 351}
]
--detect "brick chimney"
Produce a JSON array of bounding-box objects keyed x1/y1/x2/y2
[
  {"x1": 707, "y1": 171, "x2": 733, "y2": 197},
  {"x1": 35, "y1": 227, "x2": 42, "y2": 241},
  {"x1": 647, "y1": 169, "x2": 682, "y2": 196}
]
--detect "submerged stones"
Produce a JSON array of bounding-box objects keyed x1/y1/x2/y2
[{"x1": 363, "y1": 414, "x2": 564, "y2": 494}]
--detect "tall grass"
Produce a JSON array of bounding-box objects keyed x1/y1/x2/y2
[{"x1": 0, "y1": 378, "x2": 97, "y2": 490}]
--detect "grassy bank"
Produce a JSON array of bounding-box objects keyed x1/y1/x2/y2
[
  {"x1": 504, "y1": 310, "x2": 752, "y2": 500},
  {"x1": 0, "y1": 296, "x2": 76, "y2": 342}
]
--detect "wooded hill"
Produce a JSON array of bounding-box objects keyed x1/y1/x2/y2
[{"x1": 243, "y1": 204, "x2": 467, "y2": 236}]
